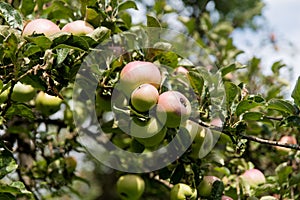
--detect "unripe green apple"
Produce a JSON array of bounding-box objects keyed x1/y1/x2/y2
[
  {"x1": 131, "y1": 83, "x2": 159, "y2": 112},
  {"x1": 197, "y1": 176, "x2": 220, "y2": 197},
  {"x1": 11, "y1": 82, "x2": 36, "y2": 102},
  {"x1": 0, "y1": 88, "x2": 9, "y2": 103},
  {"x1": 135, "y1": 126, "x2": 167, "y2": 147},
  {"x1": 240, "y1": 169, "x2": 266, "y2": 187},
  {"x1": 116, "y1": 174, "x2": 145, "y2": 200},
  {"x1": 36, "y1": 91, "x2": 62, "y2": 115},
  {"x1": 181, "y1": 120, "x2": 205, "y2": 159},
  {"x1": 61, "y1": 20, "x2": 94, "y2": 35},
  {"x1": 170, "y1": 183, "x2": 197, "y2": 200},
  {"x1": 276, "y1": 135, "x2": 297, "y2": 152},
  {"x1": 156, "y1": 91, "x2": 191, "y2": 128},
  {"x1": 130, "y1": 117, "x2": 164, "y2": 138},
  {"x1": 119, "y1": 61, "x2": 162, "y2": 94},
  {"x1": 22, "y1": 19, "x2": 60, "y2": 37}
]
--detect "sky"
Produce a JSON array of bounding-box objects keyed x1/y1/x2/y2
[{"x1": 233, "y1": 0, "x2": 300, "y2": 96}]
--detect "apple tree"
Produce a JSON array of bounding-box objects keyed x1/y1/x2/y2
[{"x1": 0, "y1": 0, "x2": 300, "y2": 199}]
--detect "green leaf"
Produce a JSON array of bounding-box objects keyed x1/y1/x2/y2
[
  {"x1": 187, "y1": 71, "x2": 204, "y2": 96},
  {"x1": 267, "y1": 99, "x2": 297, "y2": 114},
  {"x1": 271, "y1": 60, "x2": 285, "y2": 75},
  {"x1": 147, "y1": 15, "x2": 161, "y2": 28},
  {"x1": 56, "y1": 48, "x2": 70, "y2": 65},
  {"x1": 23, "y1": 44, "x2": 42, "y2": 57},
  {"x1": 5, "y1": 104, "x2": 35, "y2": 120},
  {"x1": 209, "y1": 180, "x2": 224, "y2": 200},
  {"x1": 242, "y1": 112, "x2": 264, "y2": 121},
  {"x1": 292, "y1": 76, "x2": 300, "y2": 106},
  {"x1": 87, "y1": 27, "x2": 111, "y2": 43},
  {"x1": 117, "y1": 0, "x2": 138, "y2": 12},
  {"x1": 20, "y1": 0, "x2": 35, "y2": 16},
  {"x1": 25, "y1": 36, "x2": 52, "y2": 50},
  {"x1": 0, "y1": 150, "x2": 18, "y2": 179},
  {"x1": 224, "y1": 82, "x2": 239, "y2": 107},
  {"x1": 283, "y1": 116, "x2": 300, "y2": 127},
  {"x1": 0, "y1": 193, "x2": 15, "y2": 200},
  {"x1": 221, "y1": 62, "x2": 246, "y2": 77},
  {"x1": 235, "y1": 100, "x2": 262, "y2": 116},
  {"x1": 3, "y1": 33, "x2": 18, "y2": 60},
  {"x1": 275, "y1": 162, "x2": 292, "y2": 184},
  {"x1": 0, "y1": 2, "x2": 23, "y2": 30},
  {"x1": 0, "y1": 181, "x2": 33, "y2": 199}
]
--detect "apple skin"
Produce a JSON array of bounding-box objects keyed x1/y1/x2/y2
[
  {"x1": 61, "y1": 20, "x2": 94, "y2": 35},
  {"x1": 11, "y1": 82, "x2": 36, "y2": 102},
  {"x1": 197, "y1": 176, "x2": 220, "y2": 197},
  {"x1": 240, "y1": 169, "x2": 266, "y2": 187},
  {"x1": 222, "y1": 195, "x2": 234, "y2": 200},
  {"x1": 174, "y1": 66, "x2": 188, "y2": 75},
  {"x1": 0, "y1": 88, "x2": 9, "y2": 103},
  {"x1": 135, "y1": 126, "x2": 167, "y2": 147},
  {"x1": 36, "y1": 91, "x2": 63, "y2": 115},
  {"x1": 130, "y1": 117, "x2": 164, "y2": 139},
  {"x1": 119, "y1": 61, "x2": 162, "y2": 94},
  {"x1": 22, "y1": 19, "x2": 60, "y2": 37},
  {"x1": 170, "y1": 183, "x2": 197, "y2": 200},
  {"x1": 276, "y1": 135, "x2": 297, "y2": 152},
  {"x1": 131, "y1": 84, "x2": 159, "y2": 112},
  {"x1": 181, "y1": 120, "x2": 205, "y2": 159},
  {"x1": 156, "y1": 91, "x2": 191, "y2": 128},
  {"x1": 116, "y1": 174, "x2": 145, "y2": 200}
]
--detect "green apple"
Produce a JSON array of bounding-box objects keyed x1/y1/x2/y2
[
  {"x1": 36, "y1": 91, "x2": 63, "y2": 115},
  {"x1": 156, "y1": 91, "x2": 191, "y2": 128},
  {"x1": 130, "y1": 117, "x2": 164, "y2": 138},
  {"x1": 131, "y1": 83, "x2": 159, "y2": 112},
  {"x1": 170, "y1": 183, "x2": 197, "y2": 200},
  {"x1": 135, "y1": 126, "x2": 167, "y2": 147},
  {"x1": 197, "y1": 176, "x2": 220, "y2": 197},
  {"x1": 22, "y1": 18, "x2": 60, "y2": 37},
  {"x1": 181, "y1": 120, "x2": 205, "y2": 159},
  {"x1": 119, "y1": 61, "x2": 162, "y2": 94},
  {"x1": 116, "y1": 174, "x2": 145, "y2": 200},
  {"x1": 0, "y1": 88, "x2": 9, "y2": 103},
  {"x1": 240, "y1": 169, "x2": 266, "y2": 187},
  {"x1": 61, "y1": 20, "x2": 94, "y2": 35},
  {"x1": 11, "y1": 82, "x2": 36, "y2": 102}
]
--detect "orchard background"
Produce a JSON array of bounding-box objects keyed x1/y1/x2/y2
[{"x1": 0, "y1": 0, "x2": 300, "y2": 199}]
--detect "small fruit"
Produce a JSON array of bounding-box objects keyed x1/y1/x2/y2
[
  {"x1": 240, "y1": 169, "x2": 266, "y2": 187},
  {"x1": 116, "y1": 174, "x2": 145, "y2": 200},
  {"x1": 276, "y1": 135, "x2": 297, "y2": 152},
  {"x1": 36, "y1": 91, "x2": 62, "y2": 115},
  {"x1": 61, "y1": 20, "x2": 94, "y2": 35},
  {"x1": 120, "y1": 61, "x2": 162, "y2": 94},
  {"x1": 156, "y1": 91, "x2": 191, "y2": 128},
  {"x1": 11, "y1": 82, "x2": 36, "y2": 102},
  {"x1": 174, "y1": 66, "x2": 188, "y2": 75},
  {"x1": 130, "y1": 117, "x2": 164, "y2": 138},
  {"x1": 135, "y1": 126, "x2": 167, "y2": 147},
  {"x1": 170, "y1": 183, "x2": 197, "y2": 200},
  {"x1": 0, "y1": 88, "x2": 9, "y2": 103},
  {"x1": 198, "y1": 176, "x2": 220, "y2": 197},
  {"x1": 222, "y1": 195, "x2": 234, "y2": 200},
  {"x1": 22, "y1": 19, "x2": 60, "y2": 36},
  {"x1": 131, "y1": 84, "x2": 159, "y2": 112}
]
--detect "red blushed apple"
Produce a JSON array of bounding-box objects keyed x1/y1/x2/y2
[
  {"x1": 276, "y1": 135, "x2": 297, "y2": 152},
  {"x1": 222, "y1": 195, "x2": 234, "y2": 200},
  {"x1": 119, "y1": 61, "x2": 162, "y2": 94},
  {"x1": 240, "y1": 168, "x2": 266, "y2": 187},
  {"x1": 22, "y1": 19, "x2": 60, "y2": 37},
  {"x1": 156, "y1": 91, "x2": 191, "y2": 128},
  {"x1": 174, "y1": 66, "x2": 188, "y2": 75},
  {"x1": 197, "y1": 175, "x2": 221, "y2": 197},
  {"x1": 61, "y1": 20, "x2": 94, "y2": 35},
  {"x1": 131, "y1": 83, "x2": 159, "y2": 112}
]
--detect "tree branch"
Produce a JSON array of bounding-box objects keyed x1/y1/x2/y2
[{"x1": 240, "y1": 134, "x2": 300, "y2": 151}]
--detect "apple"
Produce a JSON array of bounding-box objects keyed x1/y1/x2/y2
[
  {"x1": 135, "y1": 126, "x2": 167, "y2": 147},
  {"x1": 174, "y1": 66, "x2": 188, "y2": 75},
  {"x1": 170, "y1": 183, "x2": 197, "y2": 200},
  {"x1": 61, "y1": 20, "x2": 94, "y2": 35},
  {"x1": 36, "y1": 91, "x2": 63, "y2": 115},
  {"x1": 11, "y1": 82, "x2": 36, "y2": 102},
  {"x1": 276, "y1": 135, "x2": 297, "y2": 152},
  {"x1": 131, "y1": 84, "x2": 159, "y2": 112},
  {"x1": 116, "y1": 174, "x2": 145, "y2": 200},
  {"x1": 240, "y1": 169, "x2": 266, "y2": 187},
  {"x1": 197, "y1": 176, "x2": 220, "y2": 197},
  {"x1": 156, "y1": 91, "x2": 191, "y2": 128},
  {"x1": 119, "y1": 61, "x2": 162, "y2": 94},
  {"x1": 129, "y1": 117, "x2": 164, "y2": 138},
  {"x1": 181, "y1": 120, "x2": 205, "y2": 159},
  {"x1": 22, "y1": 19, "x2": 60, "y2": 37},
  {"x1": 64, "y1": 156, "x2": 77, "y2": 173},
  {"x1": 0, "y1": 88, "x2": 9, "y2": 103},
  {"x1": 222, "y1": 195, "x2": 234, "y2": 200}
]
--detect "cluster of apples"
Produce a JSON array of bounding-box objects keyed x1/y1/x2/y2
[
  {"x1": 22, "y1": 18, "x2": 94, "y2": 37},
  {"x1": 117, "y1": 61, "x2": 192, "y2": 146},
  {"x1": 0, "y1": 82, "x2": 62, "y2": 116}
]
